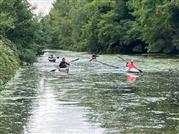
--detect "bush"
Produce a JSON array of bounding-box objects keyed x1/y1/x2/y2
[{"x1": 0, "y1": 39, "x2": 19, "y2": 87}]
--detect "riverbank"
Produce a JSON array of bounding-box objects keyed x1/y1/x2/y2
[{"x1": 0, "y1": 39, "x2": 19, "y2": 88}]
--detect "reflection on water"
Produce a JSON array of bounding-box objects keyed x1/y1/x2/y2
[
  {"x1": 0, "y1": 50, "x2": 179, "y2": 134},
  {"x1": 0, "y1": 67, "x2": 39, "y2": 134}
]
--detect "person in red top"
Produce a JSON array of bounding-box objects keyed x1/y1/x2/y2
[
  {"x1": 126, "y1": 60, "x2": 137, "y2": 71},
  {"x1": 59, "y1": 58, "x2": 70, "y2": 68},
  {"x1": 126, "y1": 60, "x2": 143, "y2": 73}
]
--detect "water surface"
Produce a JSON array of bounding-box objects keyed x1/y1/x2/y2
[{"x1": 0, "y1": 50, "x2": 179, "y2": 134}]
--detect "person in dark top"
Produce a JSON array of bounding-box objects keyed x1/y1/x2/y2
[
  {"x1": 59, "y1": 58, "x2": 70, "y2": 68},
  {"x1": 89, "y1": 54, "x2": 98, "y2": 62},
  {"x1": 48, "y1": 54, "x2": 56, "y2": 62}
]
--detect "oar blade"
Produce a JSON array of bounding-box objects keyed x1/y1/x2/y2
[
  {"x1": 138, "y1": 69, "x2": 143, "y2": 73},
  {"x1": 117, "y1": 55, "x2": 126, "y2": 62},
  {"x1": 70, "y1": 58, "x2": 79, "y2": 63},
  {"x1": 50, "y1": 69, "x2": 57, "y2": 72},
  {"x1": 96, "y1": 60, "x2": 119, "y2": 69}
]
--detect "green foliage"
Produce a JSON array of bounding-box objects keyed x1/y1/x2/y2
[
  {"x1": 47, "y1": 0, "x2": 179, "y2": 54},
  {"x1": 0, "y1": 0, "x2": 46, "y2": 85},
  {"x1": 36, "y1": 16, "x2": 52, "y2": 48},
  {"x1": 0, "y1": 0, "x2": 44, "y2": 64},
  {"x1": 48, "y1": 0, "x2": 145, "y2": 53},
  {"x1": 0, "y1": 39, "x2": 19, "y2": 87},
  {"x1": 18, "y1": 48, "x2": 36, "y2": 64},
  {"x1": 128, "y1": 0, "x2": 179, "y2": 54}
]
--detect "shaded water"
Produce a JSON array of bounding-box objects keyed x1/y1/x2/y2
[{"x1": 0, "y1": 50, "x2": 179, "y2": 134}]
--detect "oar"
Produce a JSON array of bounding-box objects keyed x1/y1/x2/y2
[
  {"x1": 50, "y1": 58, "x2": 79, "y2": 72},
  {"x1": 50, "y1": 69, "x2": 57, "y2": 72},
  {"x1": 96, "y1": 60, "x2": 119, "y2": 69},
  {"x1": 134, "y1": 68, "x2": 143, "y2": 73},
  {"x1": 69, "y1": 58, "x2": 79, "y2": 63},
  {"x1": 117, "y1": 55, "x2": 127, "y2": 62},
  {"x1": 117, "y1": 55, "x2": 143, "y2": 73}
]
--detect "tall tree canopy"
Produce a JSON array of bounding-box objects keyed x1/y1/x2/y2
[
  {"x1": 48, "y1": 0, "x2": 179, "y2": 54},
  {"x1": 0, "y1": 0, "x2": 43, "y2": 63},
  {"x1": 128, "y1": 0, "x2": 179, "y2": 53},
  {"x1": 0, "y1": 0, "x2": 44, "y2": 86}
]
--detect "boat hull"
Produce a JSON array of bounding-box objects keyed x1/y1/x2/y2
[
  {"x1": 59, "y1": 67, "x2": 69, "y2": 73},
  {"x1": 126, "y1": 68, "x2": 140, "y2": 73},
  {"x1": 48, "y1": 58, "x2": 56, "y2": 62}
]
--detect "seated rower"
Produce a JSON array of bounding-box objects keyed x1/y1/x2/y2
[
  {"x1": 48, "y1": 54, "x2": 54, "y2": 59},
  {"x1": 56, "y1": 57, "x2": 60, "y2": 63},
  {"x1": 89, "y1": 54, "x2": 98, "y2": 62},
  {"x1": 126, "y1": 60, "x2": 138, "y2": 72},
  {"x1": 59, "y1": 58, "x2": 70, "y2": 68},
  {"x1": 48, "y1": 54, "x2": 56, "y2": 62}
]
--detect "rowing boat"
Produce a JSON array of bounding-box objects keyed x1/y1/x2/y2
[
  {"x1": 51, "y1": 67, "x2": 69, "y2": 77},
  {"x1": 50, "y1": 65, "x2": 69, "y2": 73},
  {"x1": 126, "y1": 68, "x2": 141, "y2": 73},
  {"x1": 48, "y1": 58, "x2": 56, "y2": 62},
  {"x1": 90, "y1": 59, "x2": 97, "y2": 63},
  {"x1": 59, "y1": 67, "x2": 69, "y2": 73}
]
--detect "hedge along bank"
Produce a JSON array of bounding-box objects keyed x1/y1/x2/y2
[{"x1": 0, "y1": 38, "x2": 19, "y2": 88}]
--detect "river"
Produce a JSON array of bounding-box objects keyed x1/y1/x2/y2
[{"x1": 0, "y1": 50, "x2": 179, "y2": 134}]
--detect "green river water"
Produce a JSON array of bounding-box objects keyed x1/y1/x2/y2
[{"x1": 0, "y1": 50, "x2": 179, "y2": 134}]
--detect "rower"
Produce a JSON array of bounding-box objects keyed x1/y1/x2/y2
[
  {"x1": 89, "y1": 54, "x2": 98, "y2": 62},
  {"x1": 48, "y1": 54, "x2": 54, "y2": 59},
  {"x1": 126, "y1": 60, "x2": 137, "y2": 72},
  {"x1": 59, "y1": 58, "x2": 70, "y2": 68},
  {"x1": 56, "y1": 57, "x2": 60, "y2": 63},
  {"x1": 48, "y1": 54, "x2": 56, "y2": 62}
]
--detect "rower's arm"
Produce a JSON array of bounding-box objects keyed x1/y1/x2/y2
[{"x1": 126, "y1": 62, "x2": 128, "y2": 67}]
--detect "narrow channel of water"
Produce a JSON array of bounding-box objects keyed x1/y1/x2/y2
[{"x1": 0, "y1": 50, "x2": 179, "y2": 134}]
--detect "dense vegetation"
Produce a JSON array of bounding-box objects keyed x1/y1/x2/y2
[
  {"x1": 1, "y1": 0, "x2": 179, "y2": 86},
  {"x1": 0, "y1": 36, "x2": 19, "y2": 86},
  {"x1": 0, "y1": 0, "x2": 43, "y2": 87},
  {"x1": 48, "y1": 0, "x2": 179, "y2": 54}
]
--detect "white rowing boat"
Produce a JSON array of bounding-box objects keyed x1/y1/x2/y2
[
  {"x1": 126, "y1": 68, "x2": 141, "y2": 73},
  {"x1": 50, "y1": 66, "x2": 69, "y2": 74},
  {"x1": 59, "y1": 67, "x2": 69, "y2": 73},
  {"x1": 48, "y1": 58, "x2": 56, "y2": 62},
  {"x1": 51, "y1": 67, "x2": 69, "y2": 77}
]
